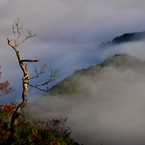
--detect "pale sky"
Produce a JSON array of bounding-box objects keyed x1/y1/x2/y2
[{"x1": 1, "y1": 0, "x2": 145, "y2": 102}]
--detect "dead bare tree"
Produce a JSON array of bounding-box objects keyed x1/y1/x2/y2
[{"x1": 1, "y1": 18, "x2": 61, "y2": 145}]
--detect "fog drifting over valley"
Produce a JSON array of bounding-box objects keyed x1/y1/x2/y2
[
  {"x1": 1, "y1": 0, "x2": 145, "y2": 144},
  {"x1": 28, "y1": 67, "x2": 145, "y2": 145}
]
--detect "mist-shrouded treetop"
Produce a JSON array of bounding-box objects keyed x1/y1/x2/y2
[
  {"x1": 26, "y1": 53, "x2": 145, "y2": 145},
  {"x1": 45, "y1": 53, "x2": 145, "y2": 96},
  {"x1": 100, "y1": 31, "x2": 145, "y2": 47}
]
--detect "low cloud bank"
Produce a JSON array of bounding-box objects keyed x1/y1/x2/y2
[
  {"x1": 27, "y1": 66, "x2": 145, "y2": 145},
  {"x1": 1, "y1": 39, "x2": 145, "y2": 106}
]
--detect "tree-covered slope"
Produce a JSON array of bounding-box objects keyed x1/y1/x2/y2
[
  {"x1": 112, "y1": 31, "x2": 145, "y2": 44},
  {"x1": 26, "y1": 53, "x2": 145, "y2": 145},
  {"x1": 100, "y1": 31, "x2": 145, "y2": 47},
  {"x1": 49, "y1": 54, "x2": 145, "y2": 96}
]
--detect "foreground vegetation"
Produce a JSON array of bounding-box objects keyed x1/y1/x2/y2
[
  {"x1": 0, "y1": 65, "x2": 80, "y2": 144},
  {"x1": 0, "y1": 102, "x2": 81, "y2": 145}
]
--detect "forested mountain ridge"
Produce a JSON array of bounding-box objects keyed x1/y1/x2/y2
[
  {"x1": 49, "y1": 54, "x2": 145, "y2": 96},
  {"x1": 100, "y1": 31, "x2": 145, "y2": 47},
  {"x1": 26, "y1": 53, "x2": 145, "y2": 145}
]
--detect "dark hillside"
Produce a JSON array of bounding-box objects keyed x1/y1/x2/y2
[
  {"x1": 49, "y1": 54, "x2": 145, "y2": 96},
  {"x1": 100, "y1": 31, "x2": 145, "y2": 47},
  {"x1": 112, "y1": 31, "x2": 145, "y2": 44}
]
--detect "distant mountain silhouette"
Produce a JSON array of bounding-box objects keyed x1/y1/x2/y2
[{"x1": 100, "y1": 31, "x2": 145, "y2": 47}]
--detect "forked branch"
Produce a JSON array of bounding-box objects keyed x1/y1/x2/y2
[
  {"x1": 28, "y1": 64, "x2": 62, "y2": 92},
  {"x1": 2, "y1": 18, "x2": 61, "y2": 145},
  {"x1": 4, "y1": 18, "x2": 39, "y2": 145},
  {"x1": 8, "y1": 18, "x2": 36, "y2": 47}
]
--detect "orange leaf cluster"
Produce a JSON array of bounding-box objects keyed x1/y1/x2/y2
[
  {"x1": 46, "y1": 116, "x2": 72, "y2": 137},
  {"x1": 0, "y1": 66, "x2": 14, "y2": 97},
  {"x1": 50, "y1": 141, "x2": 57, "y2": 145},
  {"x1": 0, "y1": 102, "x2": 19, "y2": 114},
  {"x1": 0, "y1": 102, "x2": 19, "y2": 143},
  {"x1": 0, "y1": 101, "x2": 72, "y2": 144}
]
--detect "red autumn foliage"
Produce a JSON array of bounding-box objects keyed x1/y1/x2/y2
[
  {"x1": 0, "y1": 102, "x2": 72, "y2": 144},
  {"x1": 0, "y1": 66, "x2": 14, "y2": 97},
  {"x1": 0, "y1": 66, "x2": 73, "y2": 144},
  {"x1": 46, "y1": 116, "x2": 72, "y2": 137},
  {"x1": 0, "y1": 102, "x2": 19, "y2": 143}
]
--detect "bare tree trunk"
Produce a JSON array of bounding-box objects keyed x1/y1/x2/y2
[
  {"x1": 0, "y1": 62, "x2": 29, "y2": 145},
  {"x1": 0, "y1": 19, "x2": 37, "y2": 145},
  {"x1": 0, "y1": 18, "x2": 60, "y2": 145}
]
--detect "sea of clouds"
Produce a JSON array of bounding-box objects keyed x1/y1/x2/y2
[{"x1": 1, "y1": 1, "x2": 145, "y2": 144}]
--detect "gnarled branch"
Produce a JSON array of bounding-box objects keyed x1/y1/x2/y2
[
  {"x1": 2, "y1": 18, "x2": 61, "y2": 145},
  {"x1": 28, "y1": 64, "x2": 62, "y2": 92},
  {"x1": 4, "y1": 18, "x2": 38, "y2": 144},
  {"x1": 21, "y1": 60, "x2": 40, "y2": 63},
  {"x1": 9, "y1": 18, "x2": 36, "y2": 48}
]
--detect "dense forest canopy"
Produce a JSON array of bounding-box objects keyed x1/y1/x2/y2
[{"x1": 100, "y1": 31, "x2": 145, "y2": 47}]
